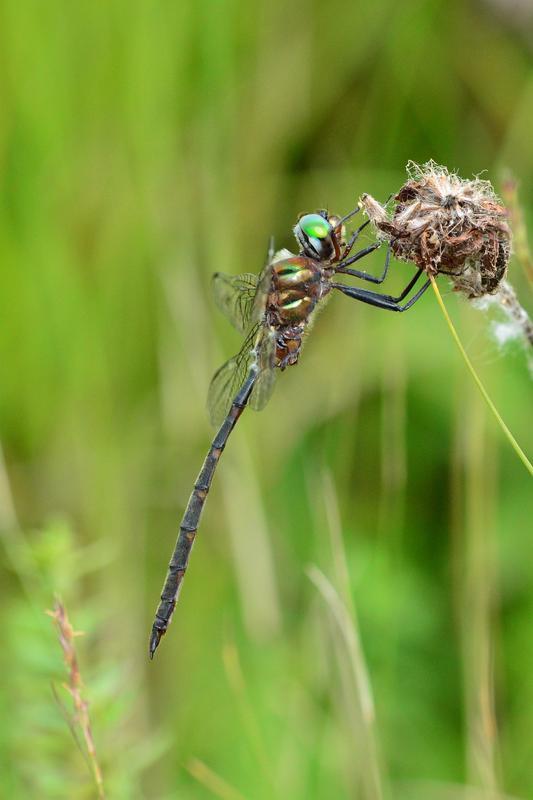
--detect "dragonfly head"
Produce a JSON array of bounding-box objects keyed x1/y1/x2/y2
[{"x1": 294, "y1": 212, "x2": 336, "y2": 261}]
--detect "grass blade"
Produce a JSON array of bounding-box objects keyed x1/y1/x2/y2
[
  {"x1": 187, "y1": 758, "x2": 247, "y2": 800},
  {"x1": 430, "y1": 276, "x2": 533, "y2": 476}
]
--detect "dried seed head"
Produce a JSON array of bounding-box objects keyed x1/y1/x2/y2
[{"x1": 361, "y1": 160, "x2": 512, "y2": 298}]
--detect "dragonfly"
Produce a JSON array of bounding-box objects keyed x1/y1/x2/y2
[{"x1": 149, "y1": 204, "x2": 431, "y2": 658}]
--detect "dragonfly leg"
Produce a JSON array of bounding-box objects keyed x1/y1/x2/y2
[
  {"x1": 335, "y1": 243, "x2": 393, "y2": 285},
  {"x1": 338, "y1": 219, "x2": 373, "y2": 261},
  {"x1": 336, "y1": 194, "x2": 393, "y2": 265},
  {"x1": 331, "y1": 270, "x2": 430, "y2": 312},
  {"x1": 393, "y1": 268, "x2": 424, "y2": 301},
  {"x1": 336, "y1": 202, "x2": 362, "y2": 229},
  {"x1": 149, "y1": 368, "x2": 257, "y2": 659},
  {"x1": 335, "y1": 240, "x2": 382, "y2": 270}
]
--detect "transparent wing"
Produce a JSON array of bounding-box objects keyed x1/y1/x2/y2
[
  {"x1": 212, "y1": 272, "x2": 258, "y2": 334},
  {"x1": 250, "y1": 328, "x2": 277, "y2": 411},
  {"x1": 207, "y1": 325, "x2": 259, "y2": 427},
  {"x1": 207, "y1": 324, "x2": 277, "y2": 427},
  {"x1": 251, "y1": 262, "x2": 274, "y2": 325}
]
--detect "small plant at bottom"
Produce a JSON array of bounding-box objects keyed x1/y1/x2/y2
[{"x1": 47, "y1": 600, "x2": 105, "y2": 800}]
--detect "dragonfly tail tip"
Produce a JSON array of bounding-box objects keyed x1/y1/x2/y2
[{"x1": 148, "y1": 629, "x2": 162, "y2": 660}]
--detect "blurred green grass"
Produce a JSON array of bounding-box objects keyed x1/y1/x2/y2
[{"x1": 0, "y1": 0, "x2": 532, "y2": 797}]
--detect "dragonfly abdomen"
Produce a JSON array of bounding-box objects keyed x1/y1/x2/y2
[
  {"x1": 275, "y1": 327, "x2": 302, "y2": 368},
  {"x1": 149, "y1": 370, "x2": 257, "y2": 658}
]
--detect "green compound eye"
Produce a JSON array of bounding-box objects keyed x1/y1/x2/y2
[{"x1": 299, "y1": 214, "x2": 331, "y2": 240}]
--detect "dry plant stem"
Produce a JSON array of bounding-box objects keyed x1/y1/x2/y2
[
  {"x1": 321, "y1": 477, "x2": 388, "y2": 798},
  {"x1": 430, "y1": 276, "x2": 533, "y2": 477},
  {"x1": 0, "y1": 442, "x2": 38, "y2": 606},
  {"x1": 464, "y1": 403, "x2": 500, "y2": 791},
  {"x1": 321, "y1": 470, "x2": 354, "y2": 615},
  {"x1": 378, "y1": 338, "x2": 407, "y2": 538},
  {"x1": 221, "y1": 453, "x2": 281, "y2": 639},
  {"x1": 222, "y1": 641, "x2": 276, "y2": 796},
  {"x1": 307, "y1": 565, "x2": 383, "y2": 800},
  {"x1": 187, "y1": 758, "x2": 246, "y2": 800},
  {"x1": 47, "y1": 601, "x2": 105, "y2": 800},
  {"x1": 395, "y1": 779, "x2": 523, "y2": 799},
  {"x1": 452, "y1": 387, "x2": 501, "y2": 792}
]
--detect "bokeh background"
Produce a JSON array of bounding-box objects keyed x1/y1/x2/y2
[{"x1": 0, "y1": 1, "x2": 532, "y2": 798}]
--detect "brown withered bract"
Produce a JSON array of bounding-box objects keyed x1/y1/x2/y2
[{"x1": 360, "y1": 161, "x2": 512, "y2": 298}]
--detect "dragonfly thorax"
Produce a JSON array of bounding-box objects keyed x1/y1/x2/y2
[
  {"x1": 270, "y1": 256, "x2": 324, "y2": 326},
  {"x1": 266, "y1": 255, "x2": 330, "y2": 369}
]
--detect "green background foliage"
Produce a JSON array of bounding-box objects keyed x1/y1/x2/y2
[{"x1": 0, "y1": 1, "x2": 532, "y2": 797}]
